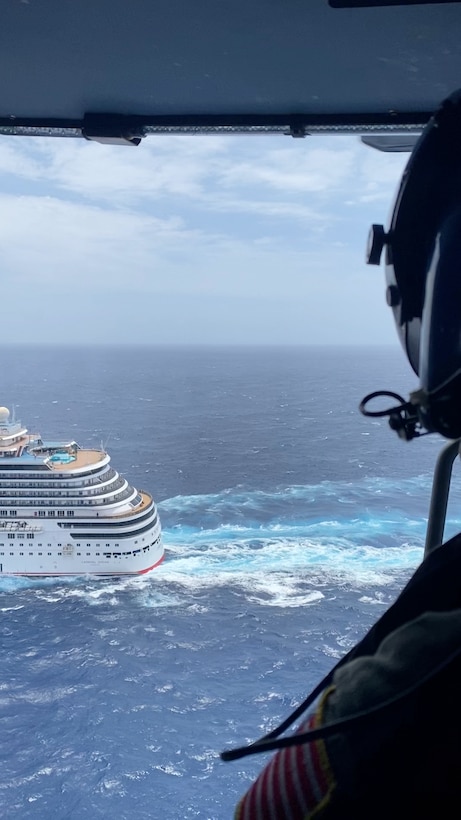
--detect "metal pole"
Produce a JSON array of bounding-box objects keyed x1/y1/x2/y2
[{"x1": 424, "y1": 438, "x2": 461, "y2": 556}]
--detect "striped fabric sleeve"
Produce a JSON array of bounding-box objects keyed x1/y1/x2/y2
[{"x1": 234, "y1": 688, "x2": 336, "y2": 820}]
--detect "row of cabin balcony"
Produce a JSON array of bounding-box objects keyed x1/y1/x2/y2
[
  {"x1": 0, "y1": 487, "x2": 136, "y2": 507},
  {"x1": 0, "y1": 461, "x2": 111, "y2": 478},
  {"x1": 0, "y1": 467, "x2": 117, "y2": 489},
  {"x1": 0, "y1": 476, "x2": 126, "y2": 498}
]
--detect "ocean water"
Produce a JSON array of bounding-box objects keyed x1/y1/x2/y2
[{"x1": 0, "y1": 345, "x2": 460, "y2": 819}]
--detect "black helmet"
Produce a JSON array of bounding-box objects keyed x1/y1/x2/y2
[{"x1": 367, "y1": 90, "x2": 461, "y2": 439}]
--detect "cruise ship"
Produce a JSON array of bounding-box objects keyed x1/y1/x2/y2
[{"x1": 0, "y1": 406, "x2": 163, "y2": 576}]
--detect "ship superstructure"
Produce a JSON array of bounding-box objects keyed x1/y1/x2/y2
[{"x1": 0, "y1": 406, "x2": 163, "y2": 576}]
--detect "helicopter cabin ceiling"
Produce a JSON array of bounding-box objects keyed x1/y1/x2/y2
[{"x1": 1, "y1": 0, "x2": 461, "y2": 145}]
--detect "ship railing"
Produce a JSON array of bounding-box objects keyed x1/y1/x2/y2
[
  {"x1": 0, "y1": 485, "x2": 134, "y2": 508},
  {"x1": 0, "y1": 476, "x2": 126, "y2": 499},
  {"x1": 0, "y1": 469, "x2": 118, "y2": 490}
]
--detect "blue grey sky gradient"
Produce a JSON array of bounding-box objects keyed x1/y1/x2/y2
[{"x1": 0, "y1": 134, "x2": 409, "y2": 346}]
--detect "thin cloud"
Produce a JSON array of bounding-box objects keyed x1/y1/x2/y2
[
  {"x1": 0, "y1": 134, "x2": 410, "y2": 344},
  {"x1": 205, "y1": 195, "x2": 329, "y2": 225},
  {"x1": 216, "y1": 143, "x2": 358, "y2": 193},
  {"x1": 356, "y1": 146, "x2": 408, "y2": 204},
  {"x1": 0, "y1": 136, "x2": 228, "y2": 203}
]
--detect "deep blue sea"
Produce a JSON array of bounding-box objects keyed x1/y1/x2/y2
[{"x1": 0, "y1": 345, "x2": 459, "y2": 819}]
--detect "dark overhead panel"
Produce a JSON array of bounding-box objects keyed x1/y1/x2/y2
[{"x1": 0, "y1": 0, "x2": 460, "y2": 139}]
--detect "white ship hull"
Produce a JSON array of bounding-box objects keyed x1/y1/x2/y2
[{"x1": 0, "y1": 406, "x2": 164, "y2": 577}]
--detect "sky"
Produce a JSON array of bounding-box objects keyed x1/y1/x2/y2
[{"x1": 0, "y1": 133, "x2": 410, "y2": 346}]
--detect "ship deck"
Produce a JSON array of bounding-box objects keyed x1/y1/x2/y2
[
  {"x1": 47, "y1": 449, "x2": 105, "y2": 471},
  {"x1": 110, "y1": 491, "x2": 153, "y2": 518}
]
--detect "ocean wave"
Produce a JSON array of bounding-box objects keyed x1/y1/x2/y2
[
  {"x1": 159, "y1": 536, "x2": 422, "y2": 583},
  {"x1": 162, "y1": 515, "x2": 428, "y2": 548},
  {"x1": 159, "y1": 474, "x2": 439, "y2": 509},
  {"x1": 158, "y1": 474, "x2": 452, "y2": 533},
  {"x1": 0, "y1": 535, "x2": 422, "y2": 608},
  {"x1": 1, "y1": 474, "x2": 459, "y2": 608}
]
